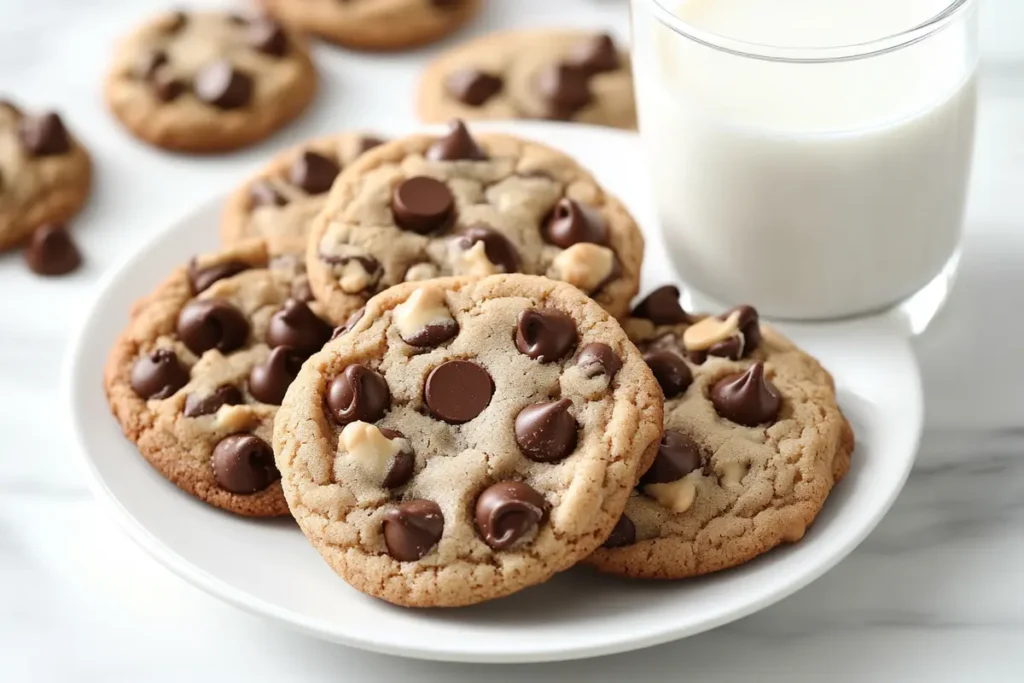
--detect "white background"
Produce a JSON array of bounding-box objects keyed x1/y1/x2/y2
[{"x1": 1, "y1": 0, "x2": 1023, "y2": 680}]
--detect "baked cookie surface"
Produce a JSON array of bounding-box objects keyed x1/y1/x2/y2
[
  {"x1": 221, "y1": 131, "x2": 387, "y2": 255},
  {"x1": 586, "y1": 286, "x2": 854, "y2": 578},
  {"x1": 103, "y1": 240, "x2": 333, "y2": 516},
  {"x1": 306, "y1": 120, "x2": 644, "y2": 324},
  {"x1": 274, "y1": 275, "x2": 664, "y2": 606},
  {"x1": 0, "y1": 102, "x2": 91, "y2": 251},
  {"x1": 259, "y1": 0, "x2": 481, "y2": 51},
  {"x1": 105, "y1": 10, "x2": 317, "y2": 152},
  {"x1": 418, "y1": 30, "x2": 636, "y2": 129}
]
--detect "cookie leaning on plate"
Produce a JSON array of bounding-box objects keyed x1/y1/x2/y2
[
  {"x1": 274, "y1": 275, "x2": 664, "y2": 607},
  {"x1": 306, "y1": 120, "x2": 645, "y2": 324},
  {"x1": 104, "y1": 240, "x2": 333, "y2": 516},
  {"x1": 259, "y1": 0, "x2": 481, "y2": 51},
  {"x1": 585, "y1": 286, "x2": 854, "y2": 578},
  {"x1": 418, "y1": 30, "x2": 636, "y2": 129},
  {"x1": 105, "y1": 10, "x2": 317, "y2": 152},
  {"x1": 221, "y1": 132, "x2": 387, "y2": 255}
]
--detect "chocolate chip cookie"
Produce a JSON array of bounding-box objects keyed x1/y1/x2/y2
[
  {"x1": 274, "y1": 275, "x2": 664, "y2": 606},
  {"x1": 306, "y1": 120, "x2": 645, "y2": 324},
  {"x1": 259, "y1": 0, "x2": 481, "y2": 51},
  {"x1": 103, "y1": 240, "x2": 333, "y2": 516},
  {"x1": 585, "y1": 286, "x2": 855, "y2": 578},
  {"x1": 418, "y1": 30, "x2": 636, "y2": 129},
  {"x1": 0, "y1": 101, "x2": 91, "y2": 252},
  {"x1": 221, "y1": 132, "x2": 387, "y2": 255},
  {"x1": 105, "y1": 10, "x2": 317, "y2": 152}
]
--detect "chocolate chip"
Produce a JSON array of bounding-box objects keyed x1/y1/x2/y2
[
  {"x1": 403, "y1": 321, "x2": 459, "y2": 348},
  {"x1": 248, "y1": 346, "x2": 302, "y2": 405},
  {"x1": 289, "y1": 151, "x2": 340, "y2": 195},
  {"x1": 227, "y1": 13, "x2": 250, "y2": 25},
  {"x1": 707, "y1": 335, "x2": 743, "y2": 361},
  {"x1": 515, "y1": 309, "x2": 578, "y2": 363},
  {"x1": 425, "y1": 119, "x2": 487, "y2": 161},
  {"x1": 382, "y1": 500, "x2": 444, "y2": 562},
  {"x1": 445, "y1": 69, "x2": 503, "y2": 106},
  {"x1": 643, "y1": 350, "x2": 693, "y2": 398},
  {"x1": 176, "y1": 299, "x2": 250, "y2": 355},
  {"x1": 24, "y1": 223, "x2": 81, "y2": 276},
  {"x1": 567, "y1": 34, "x2": 621, "y2": 75},
  {"x1": 456, "y1": 225, "x2": 519, "y2": 273},
  {"x1": 18, "y1": 113, "x2": 70, "y2": 156},
  {"x1": 711, "y1": 362, "x2": 781, "y2": 427},
  {"x1": 474, "y1": 481, "x2": 548, "y2": 550},
  {"x1": 391, "y1": 176, "x2": 455, "y2": 234},
  {"x1": 379, "y1": 428, "x2": 416, "y2": 489},
  {"x1": 248, "y1": 179, "x2": 287, "y2": 208},
  {"x1": 632, "y1": 285, "x2": 689, "y2": 325},
  {"x1": 194, "y1": 61, "x2": 253, "y2": 109},
  {"x1": 357, "y1": 136, "x2": 386, "y2": 154},
  {"x1": 723, "y1": 304, "x2": 761, "y2": 356},
  {"x1": 515, "y1": 399, "x2": 578, "y2": 463},
  {"x1": 247, "y1": 17, "x2": 288, "y2": 56},
  {"x1": 575, "y1": 343, "x2": 621, "y2": 379},
  {"x1": 537, "y1": 64, "x2": 592, "y2": 120},
  {"x1": 641, "y1": 430, "x2": 702, "y2": 485},
  {"x1": 603, "y1": 515, "x2": 636, "y2": 548},
  {"x1": 266, "y1": 299, "x2": 332, "y2": 356},
  {"x1": 424, "y1": 360, "x2": 493, "y2": 424},
  {"x1": 211, "y1": 434, "x2": 280, "y2": 494},
  {"x1": 162, "y1": 10, "x2": 187, "y2": 34},
  {"x1": 331, "y1": 307, "x2": 365, "y2": 340},
  {"x1": 130, "y1": 348, "x2": 189, "y2": 400},
  {"x1": 187, "y1": 258, "x2": 249, "y2": 294},
  {"x1": 152, "y1": 71, "x2": 187, "y2": 102},
  {"x1": 136, "y1": 49, "x2": 168, "y2": 79},
  {"x1": 543, "y1": 198, "x2": 609, "y2": 248},
  {"x1": 183, "y1": 385, "x2": 244, "y2": 417},
  {"x1": 430, "y1": 0, "x2": 464, "y2": 8},
  {"x1": 327, "y1": 365, "x2": 390, "y2": 425}
]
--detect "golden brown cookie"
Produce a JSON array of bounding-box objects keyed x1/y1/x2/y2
[
  {"x1": 305, "y1": 120, "x2": 645, "y2": 324},
  {"x1": 0, "y1": 101, "x2": 91, "y2": 252},
  {"x1": 220, "y1": 131, "x2": 387, "y2": 255},
  {"x1": 274, "y1": 275, "x2": 664, "y2": 607},
  {"x1": 418, "y1": 29, "x2": 636, "y2": 129},
  {"x1": 105, "y1": 10, "x2": 317, "y2": 153},
  {"x1": 586, "y1": 286, "x2": 854, "y2": 578},
  {"x1": 259, "y1": 0, "x2": 481, "y2": 51},
  {"x1": 103, "y1": 240, "x2": 333, "y2": 517}
]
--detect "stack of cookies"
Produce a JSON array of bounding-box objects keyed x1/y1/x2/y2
[{"x1": 104, "y1": 118, "x2": 853, "y2": 607}]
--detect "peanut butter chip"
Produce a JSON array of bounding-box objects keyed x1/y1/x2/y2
[
  {"x1": 215, "y1": 404, "x2": 259, "y2": 432},
  {"x1": 719, "y1": 460, "x2": 748, "y2": 487},
  {"x1": 683, "y1": 311, "x2": 742, "y2": 352},
  {"x1": 644, "y1": 475, "x2": 698, "y2": 513},
  {"x1": 339, "y1": 260, "x2": 373, "y2": 293},
  {"x1": 392, "y1": 286, "x2": 457, "y2": 345},
  {"x1": 453, "y1": 240, "x2": 501, "y2": 277},
  {"x1": 339, "y1": 421, "x2": 404, "y2": 483},
  {"x1": 549, "y1": 243, "x2": 614, "y2": 294},
  {"x1": 782, "y1": 518, "x2": 807, "y2": 543}
]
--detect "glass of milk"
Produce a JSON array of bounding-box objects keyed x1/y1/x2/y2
[{"x1": 631, "y1": 0, "x2": 979, "y2": 323}]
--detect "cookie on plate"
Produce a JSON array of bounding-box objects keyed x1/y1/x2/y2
[
  {"x1": 259, "y1": 0, "x2": 481, "y2": 51},
  {"x1": 418, "y1": 30, "x2": 636, "y2": 129},
  {"x1": 274, "y1": 275, "x2": 664, "y2": 607},
  {"x1": 306, "y1": 120, "x2": 645, "y2": 324},
  {"x1": 585, "y1": 286, "x2": 855, "y2": 578},
  {"x1": 221, "y1": 132, "x2": 387, "y2": 255},
  {"x1": 105, "y1": 10, "x2": 317, "y2": 152},
  {"x1": 104, "y1": 240, "x2": 333, "y2": 516},
  {"x1": 0, "y1": 101, "x2": 91, "y2": 252}
]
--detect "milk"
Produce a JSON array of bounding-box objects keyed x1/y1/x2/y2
[{"x1": 631, "y1": 0, "x2": 978, "y2": 319}]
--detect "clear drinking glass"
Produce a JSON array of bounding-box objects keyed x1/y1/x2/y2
[{"x1": 630, "y1": 0, "x2": 979, "y2": 328}]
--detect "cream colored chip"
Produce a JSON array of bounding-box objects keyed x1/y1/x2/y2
[
  {"x1": 215, "y1": 404, "x2": 260, "y2": 432},
  {"x1": 644, "y1": 475, "x2": 698, "y2": 514},
  {"x1": 392, "y1": 286, "x2": 456, "y2": 342},
  {"x1": 452, "y1": 240, "x2": 501, "y2": 277},
  {"x1": 338, "y1": 421, "x2": 405, "y2": 483},
  {"x1": 549, "y1": 243, "x2": 615, "y2": 294},
  {"x1": 719, "y1": 461, "x2": 748, "y2": 487},
  {"x1": 683, "y1": 311, "x2": 742, "y2": 352},
  {"x1": 337, "y1": 259, "x2": 375, "y2": 294},
  {"x1": 404, "y1": 262, "x2": 440, "y2": 282}
]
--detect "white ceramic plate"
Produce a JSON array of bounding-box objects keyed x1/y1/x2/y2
[{"x1": 64, "y1": 122, "x2": 922, "y2": 663}]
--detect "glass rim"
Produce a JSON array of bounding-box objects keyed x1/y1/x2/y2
[{"x1": 641, "y1": 0, "x2": 975, "y2": 63}]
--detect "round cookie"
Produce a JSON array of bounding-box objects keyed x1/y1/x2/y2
[
  {"x1": 259, "y1": 0, "x2": 481, "y2": 51},
  {"x1": 305, "y1": 120, "x2": 645, "y2": 324},
  {"x1": 585, "y1": 286, "x2": 855, "y2": 578},
  {"x1": 418, "y1": 30, "x2": 636, "y2": 129},
  {"x1": 103, "y1": 240, "x2": 333, "y2": 516},
  {"x1": 0, "y1": 101, "x2": 91, "y2": 251},
  {"x1": 221, "y1": 131, "x2": 387, "y2": 255},
  {"x1": 105, "y1": 10, "x2": 317, "y2": 152},
  {"x1": 274, "y1": 275, "x2": 664, "y2": 607}
]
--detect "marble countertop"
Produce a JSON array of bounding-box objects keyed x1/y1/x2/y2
[{"x1": 2, "y1": 1, "x2": 1022, "y2": 680}]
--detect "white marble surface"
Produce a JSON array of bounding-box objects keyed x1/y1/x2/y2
[{"x1": 2, "y1": 0, "x2": 1023, "y2": 680}]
